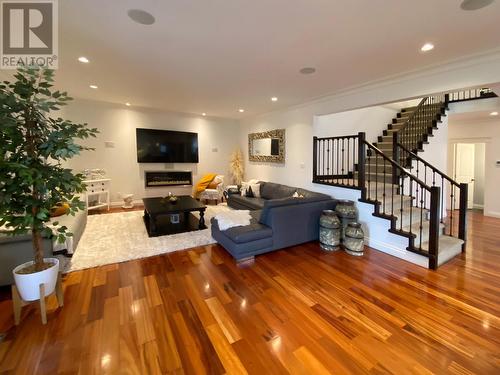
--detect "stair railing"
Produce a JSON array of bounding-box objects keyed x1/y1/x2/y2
[
  {"x1": 313, "y1": 132, "x2": 442, "y2": 269},
  {"x1": 396, "y1": 93, "x2": 447, "y2": 156},
  {"x1": 360, "y1": 135, "x2": 441, "y2": 269},
  {"x1": 312, "y1": 134, "x2": 360, "y2": 190},
  {"x1": 394, "y1": 140, "x2": 467, "y2": 250},
  {"x1": 448, "y1": 87, "x2": 497, "y2": 103}
]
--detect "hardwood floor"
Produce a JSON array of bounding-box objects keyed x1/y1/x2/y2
[{"x1": 0, "y1": 210, "x2": 499, "y2": 374}]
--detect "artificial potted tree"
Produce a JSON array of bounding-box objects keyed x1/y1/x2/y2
[{"x1": 0, "y1": 66, "x2": 97, "y2": 303}]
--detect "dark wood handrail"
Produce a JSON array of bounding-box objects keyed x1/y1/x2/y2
[
  {"x1": 363, "y1": 140, "x2": 432, "y2": 192},
  {"x1": 396, "y1": 141, "x2": 460, "y2": 188},
  {"x1": 398, "y1": 97, "x2": 428, "y2": 135},
  {"x1": 315, "y1": 134, "x2": 359, "y2": 141}
]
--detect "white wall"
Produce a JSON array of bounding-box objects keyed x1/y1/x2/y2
[
  {"x1": 448, "y1": 119, "x2": 500, "y2": 217},
  {"x1": 473, "y1": 143, "x2": 486, "y2": 208},
  {"x1": 314, "y1": 105, "x2": 398, "y2": 142},
  {"x1": 60, "y1": 99, "x2": 240, "y2": 204}
]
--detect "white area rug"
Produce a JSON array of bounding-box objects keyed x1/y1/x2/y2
[{"x1": 59, "y1": 204, "x2": 231, "y2": 273}]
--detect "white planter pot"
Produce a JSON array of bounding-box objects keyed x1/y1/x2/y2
[{"x1": 13, "y1": 258, "x2": 59, "y2": 302}]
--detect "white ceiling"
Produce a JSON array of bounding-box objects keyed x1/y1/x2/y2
[{"x1": 55, "y1": 0, "x2": 500, "y2": 118}]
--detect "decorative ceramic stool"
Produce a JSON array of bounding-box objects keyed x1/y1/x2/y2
[
  {"x1": 122, "y1": 193, "x2": 134, "y2": 209},
  {"x1": 344, "y1": 222, "x2": 364, "y2": 256},
  {"x1": 335, "y1": 200, "x2": 357, "y2": 241},
  {"x1": 319, "y1": 210, "x2": 341, "y2": 251}
]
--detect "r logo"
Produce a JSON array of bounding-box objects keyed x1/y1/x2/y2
[
  {"x1": 1, "y1": 0, "x2": 58, "y2": 68},
  {"x1": 2, "y1": 2, "x2": 52, "y2": 53}
]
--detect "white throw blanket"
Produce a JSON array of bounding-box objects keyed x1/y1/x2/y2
[{"x1": 215, "y1": 210, "x2": 251, "y2": 231}]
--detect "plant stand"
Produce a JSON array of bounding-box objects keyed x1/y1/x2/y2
[{"x1": 12, "y1": 273, "x2": 64, "y2": 325}]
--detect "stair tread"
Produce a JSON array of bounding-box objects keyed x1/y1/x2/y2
[{"x1": 422, "y1": 236, "x2": 464, "y2": 266}]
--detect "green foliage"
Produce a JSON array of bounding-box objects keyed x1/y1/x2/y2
[{"x1": 0, "y1": 67, "x2": 98, "y2": 258}]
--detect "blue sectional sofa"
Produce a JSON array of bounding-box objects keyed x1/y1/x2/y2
[{"x1": 211, "y1": 182, "x2": 336, "y2": 261}]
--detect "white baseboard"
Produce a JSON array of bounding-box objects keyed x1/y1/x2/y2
[
  {"x1": 110, "y1": 199, "x2": 144, "y2": 208},
  {"x1": 484, "y1": 211, "x2": 500, "y2": 218},
  {"x1": 473, "y1": 204, "x2": 484, "y2": 209},
  {"x1": 365, "y1": 236, "x2": 429, "y2": 268}
]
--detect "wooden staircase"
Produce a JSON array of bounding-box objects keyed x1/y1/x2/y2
[{"x1": 313, "y1": 93, "x2": 468, "y2": 269}]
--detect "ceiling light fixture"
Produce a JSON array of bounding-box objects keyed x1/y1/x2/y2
[
  {"x1": 202, "y1": 113, "x2": 206, "y2": 116},
  {"x1": 89, "y1": 84, "x2": 98, "y2": 89},
  {"x1": 490, "y1": 111, "x2": 498, "y2": 116},
  {"x1": 271, "y1": 97, "x2": 278, "y2": 102},
  {"x1": 125, "y1": 102, "x2": 131, "y2": 106},
  {"x1": 460, "y1": 0, "x2": 495, "y2": 11},
  {"x1": 299, "y1": 67, "x2": 316, "y2": 75},
  {"x1": 238, "y1": 109, "x2": 245, "y2": 113},
  {"x1": 127, "y1": 9, "x2": 155, "y2": 25},
  {"x1": 421, "y1": 43, "x2": 434, "y2": 52},
  {"x1": 78, "y1": 56, "x2": 89, "y2": 63}
]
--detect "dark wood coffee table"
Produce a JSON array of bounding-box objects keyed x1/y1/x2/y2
[{"x1": 142, "y1": 195, "x2": 207, "y2": 237}]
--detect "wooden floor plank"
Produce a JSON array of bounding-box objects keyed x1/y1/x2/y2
[{"x1": 0, "y1": 210, "x2": 499, "y2": 374}]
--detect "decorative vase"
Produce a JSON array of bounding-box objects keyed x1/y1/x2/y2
[
  {"x1": 344, "y1": 222, "x2": 364, "y2": 256},
  {"x1": 335, "y1": 200, "x2": 357, "y2": 241},
  {"x1": 13, "y1": 258, "x2": 59, "y2": 301},
  {"x1": 319, "y1": 210, "x2": 341, "y2": 251}
]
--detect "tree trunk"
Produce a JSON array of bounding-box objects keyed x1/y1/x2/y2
[{"x1": 32, "y1": 228, "x2": 45, "y2": 271}]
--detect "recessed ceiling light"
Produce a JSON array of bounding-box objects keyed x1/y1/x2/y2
[
  {"x1": 271, "y1": 97, "x2": 278, "y2": 102},
  {"x1": 421, "y1": 43, "x2": 435, "y2": 52},
  {"x1": 89, "y1": 84, "x2": 98, "y2": 89},
  {"x1": 238, "y1": 109, "x2": 245, "y2": 113},
  {"x1": 127, "y1": 9, "x2": 155, "y2": 25},
  {"x1": 78, "y1": 56, "x2": 89, "y2": 63},
  {"x1": 299, "y1": 67, "x2": 316, "y2": 75},
  {"x1": 125, "y1": 102, "x2": 131, "y2": 106},
  {"x1": 461, "y1": 0, "x2": 495, "y2": 11},
  {"x1": 490, "y1": 111, "x2": 498, "y2": 116},
  {"x1": 202, "y1": 113, "x2": 206, "y2": 116}
]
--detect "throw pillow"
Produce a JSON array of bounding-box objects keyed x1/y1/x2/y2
[
  {"x1": 249, "y1": 183, "x2": 261, "y2": 198},
  {"x1": 245, "y1": 185, "x2": 255, "y2": 198},
  {"x1": 50, "y1": 202, "x2": 70, "y2": 217},
  {"x1": 240, "y1": 181, "x2": 248, "y2": 196},
  {"x1": 207, "y1": 180, "x2": 219, "y2": 189}
]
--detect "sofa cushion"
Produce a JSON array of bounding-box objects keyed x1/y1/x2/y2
[
  {"x1": 222, "y1": 223, "x2": 273, "y2": 244},
  {"x1": 296, "y1": 188, "x2": 331, "y2": 199},
  {"x1": 259, "y1": 195, "x2": 332, "y2": 224},
  {"x1": 228, "y1": 195, "x2": 266, "y2": 210},
  {"x1": 260, "y1": 182, "x2": 296, "y2": 200}
]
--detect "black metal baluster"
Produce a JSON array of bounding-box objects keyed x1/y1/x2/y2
[
  {"x1": 441, "y1": 179, "x2": 444, "y2": 224},
  {"x1": 341, "y1": 138, "x2": 345, "y2": 186},
  {"x1": 347, "y1": 137, "x2": 352, "y2": 186},
  {"x1": 375, "y1": 152, "x2": 379, "y2": 203},
  {"x1": 449, "y1": 185, "x2": 454, "y2": 236},
  {"x1": 400, "y1": 173, "x2": 404, "y2": 231},
  {"x1": 383, "y1": 158, "x2": 387, "y2": 214},
  {"x1": 419, "y1": 185, "x2": 424, "y2": 251}
]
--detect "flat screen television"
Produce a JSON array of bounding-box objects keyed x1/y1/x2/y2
[{"x1": 136, "y1": 128, "x2": 199, "y2": 163}]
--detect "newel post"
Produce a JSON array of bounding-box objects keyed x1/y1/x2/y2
[
  {"x1": 428, "y1": 186, "x2": 441, "y2": 270},
  {"x1": 458, "y1": 182, "x2": 468, "y2": 251},
  {"x1": 357, "y1": 132, "x2": 366, "y2": 199},
  {"x1": 313, "y1": 136, "x2": 318, "y2": 183}
]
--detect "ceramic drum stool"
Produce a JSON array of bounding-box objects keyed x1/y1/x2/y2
[
  {"x1": 344, "y1": 222, "x2": 365, "y2": 256},
  {"x1": 319, "y1": 210, "x2": 341, "y2": 251},
  {"x1": 335, "y1": 200, "x2": 357, "y2": 242}
]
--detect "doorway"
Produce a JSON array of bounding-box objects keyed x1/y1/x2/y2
[{"x1": 451, "y1": 142, "x2": 486, "y2": 210}]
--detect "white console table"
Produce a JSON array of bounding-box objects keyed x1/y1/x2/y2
[{"x1": 84, "y1": 178, "x2": 110, "y2": 211}]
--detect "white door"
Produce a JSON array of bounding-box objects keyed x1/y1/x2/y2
[{"x1": 453, "y1": 143, "x2": 475, "y2": 209}]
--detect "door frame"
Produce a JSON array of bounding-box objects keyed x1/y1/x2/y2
[{"x1": 448, "y1": 137, "x2": 490, "y2": 211}]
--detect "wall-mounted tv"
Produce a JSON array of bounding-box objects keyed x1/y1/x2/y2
[{"x1": 136, "y1": 128, "x2": 199, "y2": 163}]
